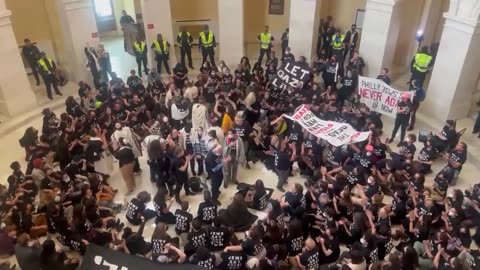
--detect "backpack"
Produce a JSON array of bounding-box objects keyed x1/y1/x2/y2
[{"x1": 415, "y1": 87, "x2": 426, "y2": 102}]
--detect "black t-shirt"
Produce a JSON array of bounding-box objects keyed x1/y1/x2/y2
[
  {"x1": 174, "y1": 209, "x2": 192, "y2": 234},
  {"x1": 396, "y1": 100, "x2": 411, "y2": 118},
  {"x1": 418, "y1": 147, "x2": 435, "y2": 163},
  {"x1": 203, "y1": 81, "x2": 217, "y2": 103},
  {"x1": 187, "y1": 229, "x2": 208, "y2": 248},
  {"x1": 219, "y1": 251, "x2": 247, "y2": 270},
  {"x1": 286, "y1": 235, "x2": 304, "y2": 256},
  {"x1": 275, "y1": 150, "x2": 291, "y2": 170},
  {"x1": 208, "y1": 226, "x2": 229, "y2": 251},
  {"x1": 285, "y1": 192, "x2": 303, "y2": 209},
  {"x1": 190, "y1": 254, "x2": 216, "y2": 270},
  {"x1": 125, "y1": 198, "x2": 144, "y2": 223},
  {"x1": 399, "y1": 142, "x2": 416, "y2": 157},
  {"x1": 171, "y1": 155, "x2": 188, "y2": 180},
  {"x1": 299, "y1": 248, "x2": 320, "y2": 270},
  {"x1": 448, "y1": 149, "x2": 466, "y2": 170},
  {"x1": 440, "y1": 125, "x2": 456, "y2": 142},
  {"x1": 233, "y1": 123, "x2": 253, "y2": 141},
  {"x1": 197, "y1": 201, "x2": 218, "y2": 223},
  {"x1": 240, "y1": 238, "x2": 264, "y2": 257}
]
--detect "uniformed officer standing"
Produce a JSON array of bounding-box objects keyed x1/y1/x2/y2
[
  {"x1": 410, "y1": 46, "x2": 432, "y2": 87},
  {"x1": 177, "y1": 27, "x2": 194, "y2": 69},
  {"x1": 151, "y1": 34, "x2": 171, "y2": 75},
  {"x1": 22, "y1": 38, "x2": 41, "y2": 86},
  {"x1": 37, "y1": 52, "x2": 62, "y2": 100},
  {"x1": 257, "y1": 25, "x2": 274, "y2": 65},
  {"x1": 331, "y1": 30, "x2": 346, "y2": 63},
  {"x1": 133, "y1": 36, "x2": 149, "y2": 75},
  {"x1": 281, "y1": 28, "x2": 289, "y2": 61},
  {"x1": 198, "y1": 26, "x2": 217, "y2": 69}
]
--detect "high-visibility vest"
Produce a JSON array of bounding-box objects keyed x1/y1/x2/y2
[
  {"x1": 177, "y1": 32, "x2": 192, "y2": 47},
  {"x1": 331, "y1": 34, "x2": 345, "y2": 49},
  {"x1": 134, "y1": 41, "x2": 146, "y2": 53},
  {"x1": 260, "y1": 32, "x2": 272, "y2": 49},
  {"x1": 37, "y1": 58, "x2": 54, "y2": 72},
  {"x1": 153, "y1": 40, "x2": 168, "y2": 54},
  {"x1": 413, "y1": 53, "x2": 432, "y2": 72},
  {"x1": 199, "y1": 32, "x2": 213, "y2": 47}
]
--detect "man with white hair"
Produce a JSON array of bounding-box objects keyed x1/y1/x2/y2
[{"x1": 111, "y1": 122, "x2": 142, "y2": 174}]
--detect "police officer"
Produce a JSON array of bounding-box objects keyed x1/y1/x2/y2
[
  {"x1": 22, "y1": 38, "x2": 41, "y2": 86},
  {"x1": 151, "y1": 33, "x2": 171, "y2": 74},
  {"x1": 37, "y1": 52, "x2": 62, "y2": 100},
  {"x1": 177, "y1": 27, "x2": 194, "y2": 69},
  {"x1": 343, "y1": 24, "x2": 358, "y2": 60},
  {"x1": 198, "y1": 26, "x2": 216, "y2": 69},
  {"x1": 133, "y1": 36, "x2": 148, "y2": 75},
  {"x1": 331, "y1": 29, "x2": 345, "y2": 63},
  {"x1": 410, "y1": 46, "x2": 432, "y2": 86},
  {"x1": 257, "y1": 25, "x2": 274, "y2": 65}
]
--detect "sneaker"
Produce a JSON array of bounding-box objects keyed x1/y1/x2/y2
[
  {"x1": 125, "y1": 190, "x2": 134, "y2": 196},
  {"x1": 123, "y1": 197, "x2": 129, "y2": 210},
  {"x1": 396, "y1": 142, "x2": 403, "y2": 147},
  {"x1": 233, "y1": 180, "x2": 239, "y2": 185},
  {"x1": 214, "y1": 200, "x2": 221, "y2": 206},
  {"x1": 386, "y1": 138, "x2": 393, "y2": 144},
  {"x1": 407, "y1": 126, "x2": 414, "y2": 131},
  {"x1": 246, "y1": 163, "x2": 251, "y2": 169},
  {"x1": 276, "y1": 186, "x2": 286, "y2": 192}
]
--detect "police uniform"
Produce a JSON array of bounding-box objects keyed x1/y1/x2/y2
[
  {"x1": 177, "y1": 31, "x2": 194, "y2": 68},
  {"x1": 410, "y1": 52, "x2": 432, "y2": 86},
  {"x1": 37, "y1": 56, "x2": 62, "y2": 99},
  {"x1": 257, "y1": 32, "x2": 274, "y2": 65},
  {"x1": 199, "y1": 31, "x2": 216, "y2": 68},
  {"x1": 151, "y1": 38, "x2": 171, "y2": 74},
  {"x1": 331, "y1": 34, "x2": 346, "y2": 62},
  {"x1": 133, "y1": 40, "x2": 148, "y2": 75}
]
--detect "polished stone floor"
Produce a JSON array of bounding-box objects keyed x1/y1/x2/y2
[{"x1": 2, "y1": 36, "x2": 479, "y2": 267}]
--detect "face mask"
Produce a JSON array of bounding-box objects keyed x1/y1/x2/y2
[
  {"x1": 360, "y1": 238, "x2": 367, "y2": 246},
  {"x1": 368, "y1": 178, "x2": 374, "y2": 185},
  {"x1": 448, "y1": 210, "x2": 455, "y2": 217},
  {"x1": 285, "y1": 51, "x2": 290, "y2": 55},
  {"x1": 405, "y1": 138, "x2": 411, "y2": 143},
  {"x1": 366, "y1": 152, "x2": 372, "y2": 157}
]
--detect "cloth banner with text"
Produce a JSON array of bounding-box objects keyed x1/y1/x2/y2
[
  {"x1": 270, "y1": 61, "x2": 312, "y2": 91},
  {"x1": 358, "y1": 76, "x2": 414, "y2": 118},
  {"x1": 80, "y1": 244, "x2": 203, "y2": 270},
  {"x1": 283, "y1": 105, "x2": 371, "y2": 146}
]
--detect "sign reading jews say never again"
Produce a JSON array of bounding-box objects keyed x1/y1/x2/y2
[
  {"x1": 283, "y1": 105, "x2": 371, "y2": 147},
  {"x1": 358, "y1": 76, "x2": 414, "y2": 118},
  {"x1": 270, "y1": 61, "x2": 312, "y2": 91}
]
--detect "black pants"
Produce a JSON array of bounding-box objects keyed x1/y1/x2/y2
[
  {"x1": 156, "y1": 211, "x2": 176, "y2": 224},
  {"x1": 180, "y1": 47, "x2": 193, "y2": 67},
  {"x1": 343, "y1": 44, "x2": 356, "y2": 60},
  {"x1": 409, "y1": 99, "x2": 420, "y2": 129},
  {"x1": 211, "y1": 172, "x2": 223, "y2": 201},
  {"x1": 136, "y1": 54, "x2": 148, "y2": 75},
  {"x1": 190, "y1": 156, "x2": 204, "y2": 176},
  {"x1": 134, "y1": 158, "x2": 141, "y2": 173},
  {"x1": 41, "y1": 74, "x2": 61, "y2": 98},
  {"x1": 91, "y1": 69, "x2": 101, "y2": 88},
  {"x1": 28, "y1": 59, "x2": 40, "y2": 83},
  {"x1": 201, "y1": 47, "x2": 216, "y2": 68},
  {"x1": 391, "y1": 116, "x2": 409, "y2": 142},
  {"x1": 258, "y1": 48, "x2": 271, "y2": 65},
  {"x1": 410, "y1": 69, "x2": 427, "y2": 86},
  {"x1": 100, "y1": 65, "x2": 114, "y2": 82},
  {"x1": 332, "y1": 48, "x2": 344, "y2": 63},
  {"x1": 175, "y1": 177, "x2": 190, "y2": 197},
  {"x1": 281, "y1": 46, "x2": 287, "y2": 61},
  {"x1": 156, "y1": 54, "x2": 170, "y2": 74},
  {"x1": 474, "y1": 112, "x2": 480, "y2": 133}
]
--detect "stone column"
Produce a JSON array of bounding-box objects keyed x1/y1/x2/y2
[
  {"x1": 288, "y1": 0, "x2": 320, "y2": 61},
  {"x1": 422, "y1": 16, "x2": 480, "y2": 122},
  {"x1": 0, "y1": 1, "x2": 36, "y2": 116},
  {"x1": 218, "y1": 0, "x2": 244, "y2": 69},
  {"x1": 359, "y1": 0, "x2": 397, "y2": 77},
  {"x1": 140, "y1": 0, "x2": 177, "y2": 69},
  {"x1": 58, "y1": 0, "x2": 100, "y2": 84}
]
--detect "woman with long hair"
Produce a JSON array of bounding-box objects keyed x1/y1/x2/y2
[
  {"x1": 153, "y1": 188, "x2": 176, "y2": 224},
  {"x1": 40, "y1": 240, "x2": 79, "y2": 270}
]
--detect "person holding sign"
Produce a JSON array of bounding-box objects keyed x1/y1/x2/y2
[
  {"x1": 257, "y1": 26, "x2": 275, "y2": 65},
  {"x1": 387, "y1": 93, "x2": 412, "y2": 147}
]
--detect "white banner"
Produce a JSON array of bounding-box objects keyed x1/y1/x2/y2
[
  {"x1": 283, "y1": 105, "x2": 371, "y2": 147},
  {"x1": 358, "y1": 76, "x2": 414, "y2": 118}
]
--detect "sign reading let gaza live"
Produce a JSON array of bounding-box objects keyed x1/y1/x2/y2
[{"x1": 271, "y1": 61, "x2": 312, "y2": 90}]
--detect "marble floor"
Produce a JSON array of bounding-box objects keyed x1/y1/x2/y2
[{"x1": 1, "y1": 36, "x2": 479, "y2": 267}]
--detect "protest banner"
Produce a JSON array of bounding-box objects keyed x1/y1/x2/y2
[
  {"x1": 358, "y1": 76, "x2": 414, "y2": 118},
  {"x1": 283, "y1": 105, "x2": 371, "y2": 146},
  {"x1": 80, "y1": 244, "x2": 203, "y2": 270},
  {"x1": 270, "y1": 61, "x2": 312, "y2": 91}
]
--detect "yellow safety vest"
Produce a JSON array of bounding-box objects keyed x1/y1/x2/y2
[
  {"x1": 134, "y1": 41, "x2": 146, "y2": 53},
  {"x1": 153, "y1": 40, "x2": 168, "y2": 54},
  {"x1": 260, "y1": 32, "x2": 272, "y2": 49},
  {"x1": 413, "y1": 53, "x2": 432, "y2": 72},
  {"x1": 331, "y1": 34, "x2": 345, "y2": 49},
  {"x1": 37, "y1": 58, "x2": 54, "y2": 72},
  {"x1": 177, "y1": 32, "x2": 191, "y2": 47},
  {"x1": 199, "y1": 32, "x2": 213, "y2": 47}
]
